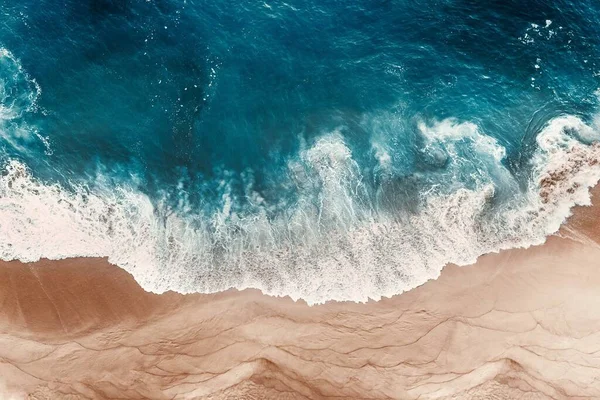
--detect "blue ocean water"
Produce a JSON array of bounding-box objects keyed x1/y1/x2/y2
[{"x1": 1, "y1": 0, "x2": 600, "y2": 303}]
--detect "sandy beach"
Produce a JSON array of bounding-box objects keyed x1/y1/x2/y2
[{"x1": 0, "y1": 187, "x2": 598, "y2": 400}]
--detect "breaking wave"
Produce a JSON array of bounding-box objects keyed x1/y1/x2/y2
[{"x1": 1, "y1": 114, "x2": 599, "y2": 304}]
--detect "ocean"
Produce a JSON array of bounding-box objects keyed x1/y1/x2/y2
[{"x1": 1, "y1": 0, "x2": 600, "y2": 303}]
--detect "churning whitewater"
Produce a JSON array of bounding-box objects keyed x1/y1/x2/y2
[
  {"x1": 1, "y1": 0, "x2": 600, "y2": 303},
  {"x1": 1, "y1": 92, "x2": 600, "y2": 303}
]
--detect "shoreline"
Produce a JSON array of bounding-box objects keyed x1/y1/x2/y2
[
  {"x1": 0, "y1": 189, "x2": 600, "y2": 398},
  {"x1": 4, "y1": 120, "x2": 599, "y2": 306}
]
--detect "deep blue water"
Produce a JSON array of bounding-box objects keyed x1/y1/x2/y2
[{"x1": 1, "y1": 0, "x2": 600, "y2": 302}]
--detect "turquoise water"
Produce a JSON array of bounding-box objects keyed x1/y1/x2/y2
[{"x1": 1, "y1": 0, "x2": 600, "y2": 303}]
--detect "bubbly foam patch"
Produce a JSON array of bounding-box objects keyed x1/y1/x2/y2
[{"x1": 1, "y1": 116, "x2": 600, "y2": 304}]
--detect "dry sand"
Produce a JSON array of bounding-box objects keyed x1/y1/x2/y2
[{"x1": 1, "y1": 191, "x2": 600, "y2": 399}]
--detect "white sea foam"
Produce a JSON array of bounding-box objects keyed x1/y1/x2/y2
[
  {"x1": 0, "y1": 48, "x2": 40, "y2": 120},
  {"x1": 0, "y1": 48, "x2": 46, "y2": 153},
  {"x1": 419, "y1": 119, "x2": 506, "y2": 161},
  {"x1": 1, "y1": 113, "x2": 600, "y2": 304}
]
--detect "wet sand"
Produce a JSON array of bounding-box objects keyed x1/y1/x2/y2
[{"x1": 1, "y1": 191, "x2": 600, "y2": 399}]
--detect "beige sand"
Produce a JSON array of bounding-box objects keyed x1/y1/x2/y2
[{"x1": 1, "y1": 190, "x2": 600, "y2": 400}]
